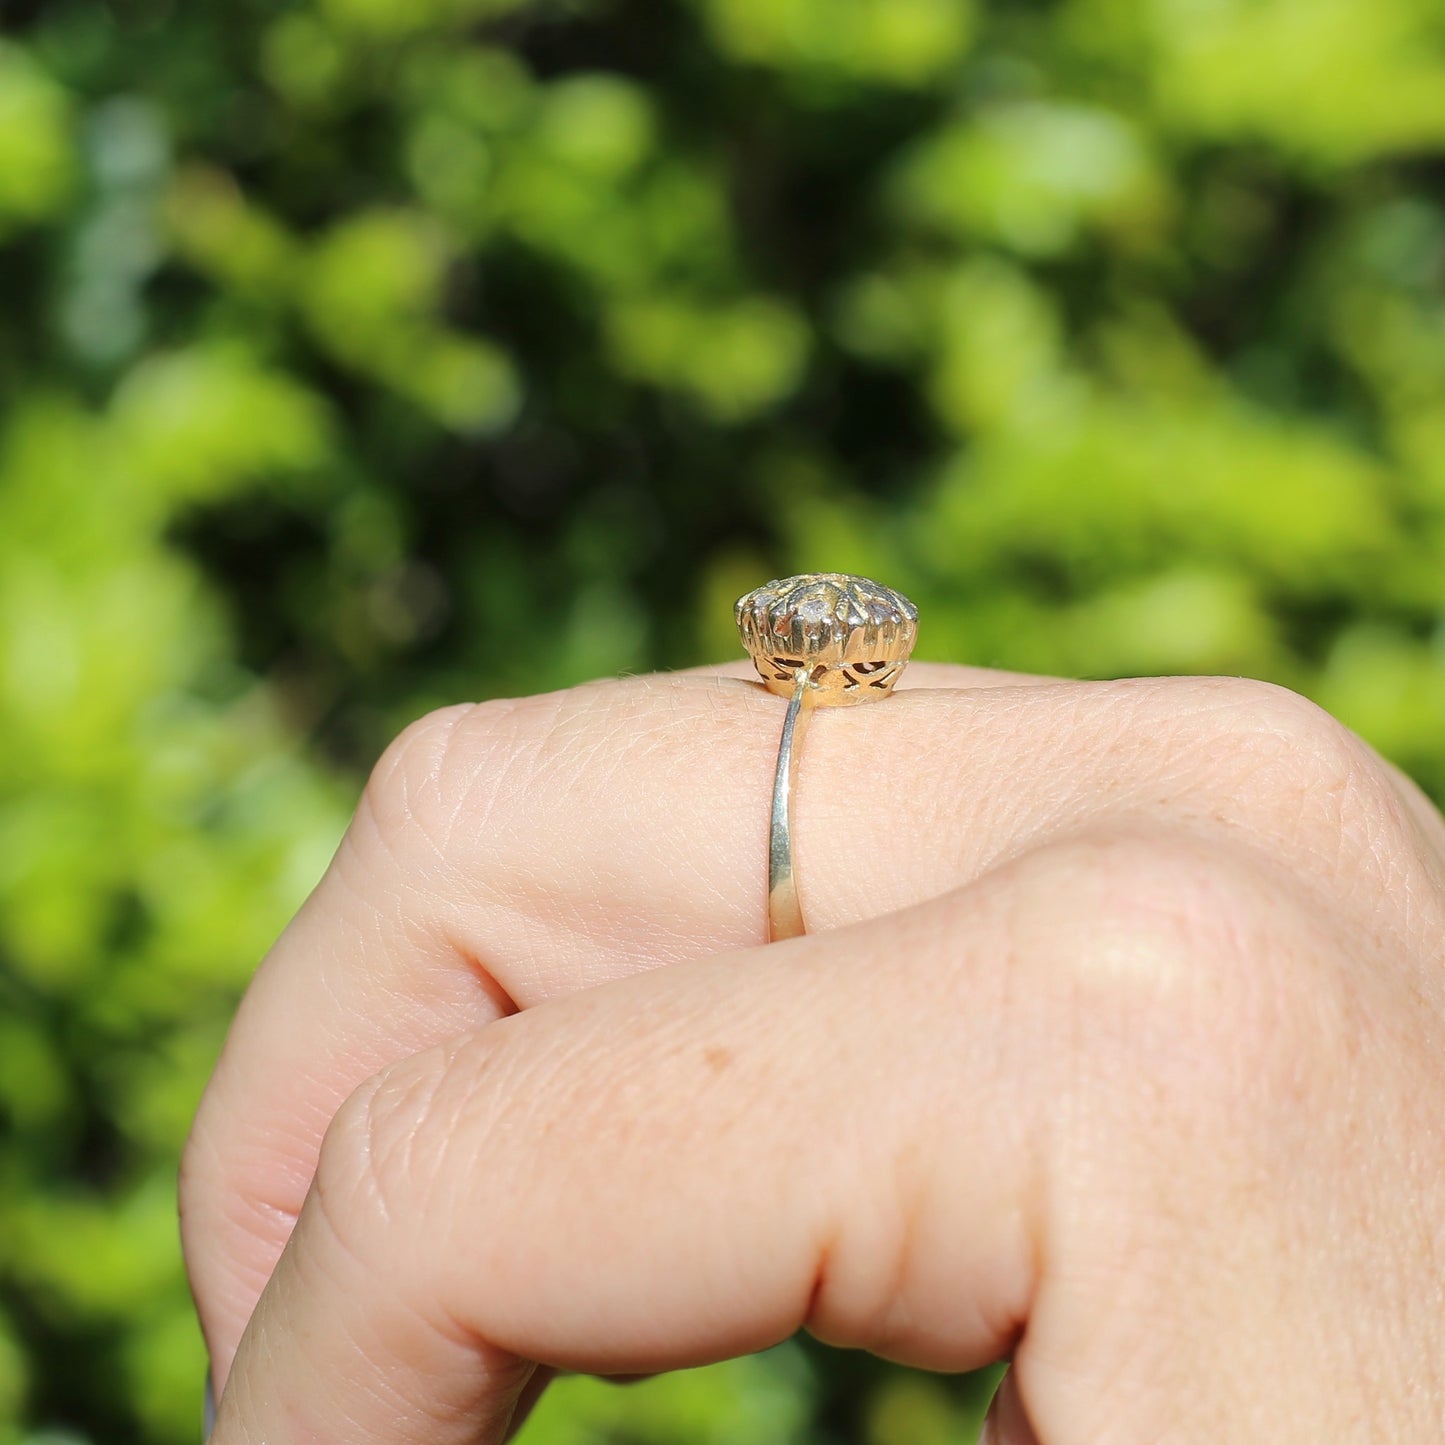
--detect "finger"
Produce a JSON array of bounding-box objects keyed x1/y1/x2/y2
[
  {"x1": 185, "y1": 669, "x2": 1444, "y2": 1385},
  {"x1": 210, "y1": 877, "x2": 1045, "y2": 1445}
]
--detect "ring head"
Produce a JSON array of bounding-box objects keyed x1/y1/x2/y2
[{"x1": 735, "y1": 572, "x2": 919, "y2": 705}]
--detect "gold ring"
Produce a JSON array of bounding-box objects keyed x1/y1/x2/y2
[{"x1": 735, "y1": 573, "x2": 919, "y2": 941}]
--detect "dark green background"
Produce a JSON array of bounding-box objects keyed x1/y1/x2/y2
[{"x1": 3, "y1": 0, "x2": 1445, "y2": 1440}]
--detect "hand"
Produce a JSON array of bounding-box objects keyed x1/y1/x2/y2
[{"x1": 180, "y1": 664, "x2": 1445, "y2": 1442}]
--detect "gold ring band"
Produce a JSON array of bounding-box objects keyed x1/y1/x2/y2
[{"x1": 735, "y1": 573, "x2": 919, "y2": 941}]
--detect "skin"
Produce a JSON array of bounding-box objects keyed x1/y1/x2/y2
[{"x1": 180, "y1": 662, "x2": 1445, "y2": 1444}]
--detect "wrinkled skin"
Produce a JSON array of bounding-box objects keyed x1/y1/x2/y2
[{"x1": 180, "y1": 664, "x2": 1445, "y2": 1444}]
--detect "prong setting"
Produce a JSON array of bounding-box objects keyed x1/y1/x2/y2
[{"x1": 735, "y1": 573, "x2": 918, "y2": 705}]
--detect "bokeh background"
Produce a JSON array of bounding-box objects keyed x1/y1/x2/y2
[{"x1": 4, "y1": 0, "x2": 1445, "y2": 1440}]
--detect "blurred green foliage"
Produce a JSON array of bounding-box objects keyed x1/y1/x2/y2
[{"x1": 2, "y1": 0, "x2": 1445, "y2": 1440}]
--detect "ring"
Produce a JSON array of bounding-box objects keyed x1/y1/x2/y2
[{"x1": 735, "y1": 573, "x2": 919, "y2": 941}]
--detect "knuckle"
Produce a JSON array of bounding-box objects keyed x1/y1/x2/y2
[
  {"x1": 313, "y1": 1047, "x2": 454, "y2": 1261},
  {"x1": 309, "y1": 1077, "x2": 390, "y2": 1266},
  {"x1": 310, "y1": 1038, "x2": 507, "y2": 1290},
  {"x1": 355, "y1": 700, "x2": 516, "y2": 865},
  {"x1": 296, "y1": 1045, "x2": 508, "y2": 1353},
  {"x1": 1185, "y1": 676, "x2": 1387, "y2": 817},
  {"x1": 1166, "y1": 677, "x2": 1420, "y2": 914},
  {"x1": 1009, "y1": 831, "x2": 1312, "y2": 1100},
  {"x1": 346, "y1": 692, "x2": 598, "y2": 907},
  {"x1": 344, "y1": 673, "x2": 757, "y2": 919},
  {"x1": 348, "y1": 676, "x2": 682, "y2": 876},
  {"x1": 1220, "y1": 676, "x2": 1362, "y2": 763},
  {"x1": 1005, "y1": 828, "x2": 1363, "y2": 1296}
]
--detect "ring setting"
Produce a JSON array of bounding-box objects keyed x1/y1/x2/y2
[{"x1": 735, "y1": 573, "x2": 918, "y2": 941}]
